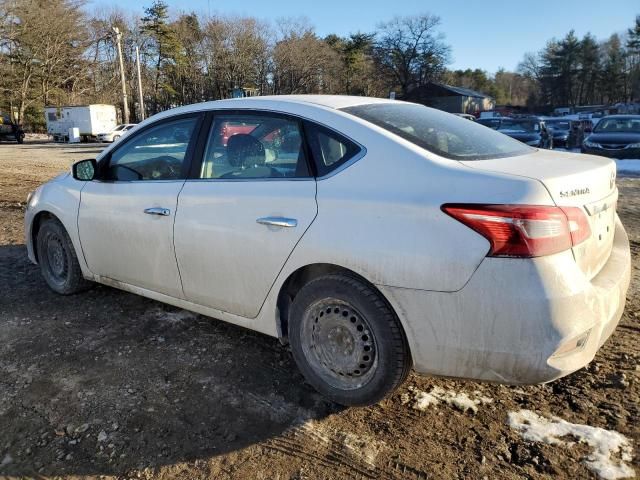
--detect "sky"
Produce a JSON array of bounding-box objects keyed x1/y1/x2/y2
[{"x1": 100, "y1": 0, "x2": 639, "y2": 73}]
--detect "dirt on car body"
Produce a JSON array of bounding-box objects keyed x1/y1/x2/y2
[{"x1": 0, "y1": 141, "x2": 638, "y2": 479}]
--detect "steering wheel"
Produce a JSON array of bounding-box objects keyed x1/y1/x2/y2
[{"x1": 149, "y1": 155, "x2": 181, "y2": 179}]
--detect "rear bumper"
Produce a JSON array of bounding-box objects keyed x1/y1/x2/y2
[{"x1": 378, "y1": 215, "x2": 631, "y2": 384}]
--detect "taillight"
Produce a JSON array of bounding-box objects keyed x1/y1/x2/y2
[{"x1": 442, "y1": 204, "x2": 591, "y2": 258}]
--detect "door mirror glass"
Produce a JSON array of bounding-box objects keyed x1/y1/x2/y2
[{"x1": 72, "y1": 158, "x2": 97, "y2": 181}]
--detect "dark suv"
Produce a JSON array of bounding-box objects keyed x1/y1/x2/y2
[{"x1": 0, "y1": 115, "x2": 25, "y2": 144}]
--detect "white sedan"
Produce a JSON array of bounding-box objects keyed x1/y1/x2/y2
[
  {"x1": 24, "y1": 96, "x2": 631, "y2": 406},
  {"x1": 96, "y1": 123, "x2": 137, "y2": 143}
]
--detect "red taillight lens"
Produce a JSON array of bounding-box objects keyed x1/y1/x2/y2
[
  {"x1": 560, "y1": 206, "x2": 591, "y2": 246},
  {"x1": 442, "y1": 204, "x2": 591, "y2": 258}
]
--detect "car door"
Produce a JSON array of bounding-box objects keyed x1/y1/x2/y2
[
  {"x1": 174, "y1": 111, "x2": 317, "y2": 318},
  {"x1": 78, "y1": 114, "x2": 202, "y2": 298}
]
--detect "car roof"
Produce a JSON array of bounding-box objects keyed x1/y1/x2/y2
[
  {"x1": 225, "y1": 95, "x2": 397, "y2": 109},
  {"x1": 153, "y1": 95, "x2": 398, "y2": 119},
  {"x1": 599, "y1": 115, "x2": 640, "y2": 120}
]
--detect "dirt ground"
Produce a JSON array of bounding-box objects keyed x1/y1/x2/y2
[{"x1": 0, "y1": 139, "x2": 638, "y2": 480}]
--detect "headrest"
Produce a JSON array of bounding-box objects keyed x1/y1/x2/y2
[{"x1": 227, "y1": 134, "x2": 265, "y2": 167}]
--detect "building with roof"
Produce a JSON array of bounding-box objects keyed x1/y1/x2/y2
[{"x1": 403, "y1": 82, "x2": 495, "y2": 115}]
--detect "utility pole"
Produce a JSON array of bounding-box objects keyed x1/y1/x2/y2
[
  {"x1": 135, "y1": 46, "x2": 145, "y2": 121},
  {"x1": 112, "y1": 27, "x2": 129, "y2": 124}
]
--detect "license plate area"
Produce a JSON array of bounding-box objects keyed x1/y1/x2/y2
[
  {"x1": 592, "y1": 205, "x2": 615, "y2": 243},
  {"x1": 584, "y1": 190, "x2": 618, "y2": 245}
]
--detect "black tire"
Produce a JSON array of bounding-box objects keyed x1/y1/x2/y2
[
  {"x1": 16, "y1": 134, "x2": 24, "y2": 144},
  {"x1": 36, "y1": 218, "x2": 91, "y2": 295},
  {"x1": 289, "y1": 274, "x2": 411, "y2": 406}
]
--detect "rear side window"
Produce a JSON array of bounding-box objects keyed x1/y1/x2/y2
[
  {"x1": 304, "y1": 122, "x2": 361, "y2": 176},
  {"x1": 342, "y1": 103, "x2": 532, "y2": 161},
  {"x1": 199, "y1": 113, "x2": 309, "y2": 179}
]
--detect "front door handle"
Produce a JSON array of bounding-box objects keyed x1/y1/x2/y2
[
  {"x1": 256, "y1": 216, "x2": 297, "y2": 228},
  {"x1": 144, "y1": 207, "x2": 170, "y2": 216}
]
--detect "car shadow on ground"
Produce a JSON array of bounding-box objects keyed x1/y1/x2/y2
[{"x1": 0, "y1": 244, "x2": 339, "y2": 476}]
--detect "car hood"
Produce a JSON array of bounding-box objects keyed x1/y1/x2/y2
[
  {"x1": 587, "y1": 132, "x2": 640, "y2": 144},
  {"x1": 551, "y1": 130, "x2": 569, "y2": 138}
]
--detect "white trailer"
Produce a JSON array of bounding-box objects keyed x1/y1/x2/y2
[{"x1": 45, "y1": 105, "x2": 117, "y2": 142}]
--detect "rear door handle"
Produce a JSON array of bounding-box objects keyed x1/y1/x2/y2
[
  {"x1": 256, "y1": 216, "x2": 297, "y2": 228},
  {"x1": 144, "y1": 207, "x2": 171, "y2": 216}
]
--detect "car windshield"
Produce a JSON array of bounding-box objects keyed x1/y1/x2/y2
[
  {"x1": 341, "y1": 103, "x2": 532, "y2": 160},
  {"x1": 497, "y1": 119, "x2": 538, "y2": 133},
  {"x1": 546, "y1": 121, "x2": 570, "y2": 131},
  {"x1": 113, "y1": 125, "x2": 126, "y2": 131},
  {"x1": 594, "y1": 117, "x2": 640, "y2": 134}
]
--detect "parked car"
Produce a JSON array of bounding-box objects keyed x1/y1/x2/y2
[
  {"x1": 97, "y1": 123, "x2": 137, "y2": 143},
  {"x1": 0, "y1": 115, "x2": 25, "y2": 144},
  {"x1": 455, "y1": 113, "x2": 476, "y2": 121},
  {"x1": 496, "y1": 117, "x2": 553, "y2": 148},
  {"x1": 25, "y1": 96, "x2": 630, "y2": 406},
  {"x1": 544, "y1": 118, "x2": 571, "y2": 148},
  {"x1": 581, "y1": 115, "x2": 640, "y2": 159},
  {"x1": 476, "y1": 117, "x2": 501, "y2": 129}
]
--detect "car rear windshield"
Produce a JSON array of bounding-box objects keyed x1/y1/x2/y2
[
  {"x1": 497, "y1": 119, "x2": 539, "y2": 133},
  {"x1": 546, "y1": 120, "x2": 570, "y2": 130},
  {"x1": 341, "y1": 103, "x2": 532, "y2": 160}
]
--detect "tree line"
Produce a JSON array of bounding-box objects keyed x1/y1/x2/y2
[
  {"x1": 0, "y1": 0, "x2": 639, "y2": 130},
  {"x1": 519, "y1": 20, "x2": 640, "y2": 110},
  {"x1": 0, "y1": 0, "x2": 450, "y2": 128}
]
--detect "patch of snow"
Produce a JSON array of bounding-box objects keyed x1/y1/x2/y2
[
  {"x1": 298, "y1": 421, "x2": 385, "y2": 466},
  {"x1": 508, "y1": 409, "x2": 634, "y2": 480},
  {"x1": 616, "y1": 160, "x2": 640, "y2": 176},
  {"x1": 340, "y1": 431, "x2": 386, "y2": 466},
  {"x1": 150, "y1": 307, "x2": 197, "y2": 324},
  {"x1": 409, "y1": 386, "x2": 493, "y2": 414}
]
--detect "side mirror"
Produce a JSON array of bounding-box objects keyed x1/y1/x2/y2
[{"x1": 72, "y1": 158, "x2": 97, "y2": 181}]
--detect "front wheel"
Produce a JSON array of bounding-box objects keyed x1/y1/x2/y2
[
  {"x1": 289, "y1": 274, "x2": 411, "y2": 406},
  {"x1": 36, "y1": 218, "x2": 91, "y2": 295}
]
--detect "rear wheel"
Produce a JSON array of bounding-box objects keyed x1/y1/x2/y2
[
  {"x1": 36, "y1": 218, "x2": 91, "y2": 295},
  {"x1": 289, "y1": 274, "x2": 411, "y2": 406}
]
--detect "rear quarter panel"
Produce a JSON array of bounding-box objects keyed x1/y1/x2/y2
[{"x1": 273, "y1": 116, "x2": 555, "y2": 292}]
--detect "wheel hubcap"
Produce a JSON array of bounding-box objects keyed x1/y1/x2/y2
[
  {"x1": 46, "y1": 234, "x2": 67, "y2": 280},
  {"x1": 303, "y1": 300, "x2": 377, "y2": 389}
]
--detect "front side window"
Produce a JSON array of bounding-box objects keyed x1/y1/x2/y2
[
  {"x1": 200, "y1": 114, "x2": 309, "y2": 179},
  {"x1": 343, "y1": 103, "x2": 532, "y2": 161},
  {"x1": 105, "y1": 117, "x2": 197, "y2": 181}
]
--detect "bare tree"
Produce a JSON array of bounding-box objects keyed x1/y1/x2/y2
[
  {"x1": 373, "y1": 14, "x2": 450, "y2": 96},
  {"x1": 0, "y1": 0, "x2": 91, "y2": 123},
  {"x1": 271, "y1": 18, "x2": 340, "y2": 94}
]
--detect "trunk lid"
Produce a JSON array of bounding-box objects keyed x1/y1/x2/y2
[{"x1": 461, "y1": 149, "x2": 617, "y2": 280}]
